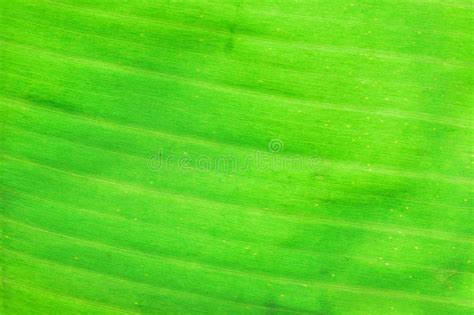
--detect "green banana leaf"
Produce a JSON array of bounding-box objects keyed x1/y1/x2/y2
[{"x1": 1, "y1": 0, "x2": 473, "y2": 314}]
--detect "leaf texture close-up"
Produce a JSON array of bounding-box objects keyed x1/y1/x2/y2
[{"x1": 1, "y1": 0, "x2": 473, "y2": 314}]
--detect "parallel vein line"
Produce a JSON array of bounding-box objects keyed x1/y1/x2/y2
[
  {"x1": 3, "y1": 249, "x2": 306, "y2": 314},
  {"x1": 47, "y1": 0, "x2": 472, "y2": 68},
  {"x1": 2, "y1": 36, "x2": 472, "y2": 130},
  {"x1": 3, "y1": 217, "x2": 473, "y2": 307},
  {"x1": 2, "y1": 93, "x2": 472, "y2": 187},
  {"x1": 4, "y1": 14, "x2": 467, "y2": 95},
  {"x1": 5, "y1": 186, "x2": 472, "y2": 276},
  {"x1": 3, "y1": 280, "x2": 137, "y2": 314},
  {"x1": 4, "y1": 123, "x2": 472, "y2": 214},
  {"x1": 2, "y1": 153, "x2": 473, "y2": 245}
]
